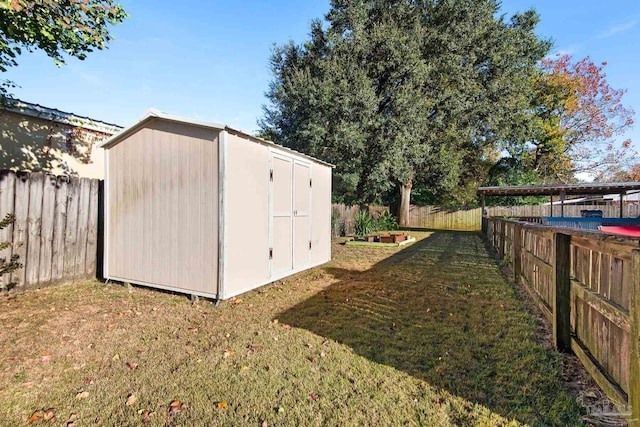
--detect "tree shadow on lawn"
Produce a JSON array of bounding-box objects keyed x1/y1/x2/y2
[{"x1": 278, "y1": 230, "x2": 582, "y2": 426}]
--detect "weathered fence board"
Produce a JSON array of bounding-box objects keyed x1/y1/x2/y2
[
  {"x1": 51, "y1": 176, "x2": 68, "y2": 282},
  {"x1": 485, "y1": 217, "x2": 640, "y2": 422},
  {"x1": 26, "y1": 173, "x2": 44, "y2": 285},
  {"x1": 0, "y1": 170, "x2": 100, "y2": 292},
  {"x1": 11, "y1": 172, "x2": 29, "y2": 287},
  {"x1": 38, "y1": 175, "x2": 57, "y2": 284},
  {"x1": 0, "y1": 171, "x2": 15, "y2": 284}
]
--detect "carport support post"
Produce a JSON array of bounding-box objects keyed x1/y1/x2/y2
[
  {"x1": 481, "y1": 194, "x2": 487, "y2": 234},
  {"x1": 630, "y1": 251, "x2": 640, "y2": 425},
  {"x1": 498, "y1": 220, "x2": 506, "y2": 259},
  {"x1": 550, "y1": 195, "x2": 553, "y2": 217},
  {"x1": 552, "y1": 232, "x2": 571, "y2": 352},
  {"x1": 560, "y1": 191, "x2": 565, "y2": 218},
  {"x1": 620, "y1": 193, "x2": 625, "y2": 218},
  {"x1": 513, "y1": 222, "x2": 522, "y2": 283}
]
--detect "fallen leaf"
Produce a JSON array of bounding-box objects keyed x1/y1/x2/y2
[
  {"x1": 223, "y1": 349, "x2": 234, "y2": 358},
  {"x1": 261, "y1": 421, "x2": 268, "y2": 427},
  {"x1": 142, "y1": 410, "x2": 155, "y2": 419},
  {"x1": 66, "y1": 413, "x2": 79, "y2": 425},
  {"x1": 320, "y1": 351, "x2": 326, "y2": 358},
  {"x1": 41, "y1": 355, "x2": 51, "y2": 363},
  {"x1": 126, "y1": 394, "x2": 137, "y2": 406},
  {"x1": 247, "y1": 343, "x2": 263, "y2": 353},
  {"x1": 233, "y1": 298, "x2": 243, "y2": 305},
  {"x1": 277, "y1": 406, "x2": 285, "y2": 413},
  {"x1": 307, "y1": 356, "x2": 317, "y2": 363},
  {"x1": 306, "y1": 343, "x2": 313, "y2": 349},
  {"x1": 126, "y1": 361, "x2": 138, "y2": 371},
  {"x1": 272, "y1": 319, "x2": 278, "y2": 324},
  {"x1": 112, "y1": 354, "x2": 120, "y2": 361},
  {"x1": 584, "y1": 391, "x2": 598, "y2": 399},
  {"x1": 248, "y1": 304, "x2": 254, "y2": 308},
  {"x1": 28, "y1": 410, "x2": 41, "y2": 423},
  {"x1": 216, "y1": 401, "x2": 227, "y2": 409},
  {"x1": 310, "y1": 392, "x2": 319, "y2": 401},
  {"x1": 322, "y1": 340, "x2": 329, "y2": 346},
  {"x1": 43, "y1": 408, "x2": 55, "y2": 421},
  {"x1": 281, "y1": 324, "x2": 291, "y2": 329},
  {"x1": 75, "y1": 391, "x2": 89, "y2": 400},
  {"x1": 168, "y1": 400, "x2": 187, "y2": 414}
]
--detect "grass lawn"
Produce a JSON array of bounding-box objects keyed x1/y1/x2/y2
[{"x1": 0, "y1": 231, "x2": 585, "y2": 426}]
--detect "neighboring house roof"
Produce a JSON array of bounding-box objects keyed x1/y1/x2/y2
[
  {"x1": 100, "y1": 109, "x2": 335, "y2": 168},
  {"x1": 2, "y1": 99, "x2": 123, "y2": 135}
]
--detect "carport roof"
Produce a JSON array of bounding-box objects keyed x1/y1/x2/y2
[{"x1": 478, "y1": 182, "x2": 640, "y2": 197}]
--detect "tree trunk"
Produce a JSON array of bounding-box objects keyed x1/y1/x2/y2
[{"x1": 398, "y1": 180, "x2": 412, "y2": 228}]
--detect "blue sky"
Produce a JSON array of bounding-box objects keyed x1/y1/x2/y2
[{"x1": 4, "y1": 0, "x2": 639, "y2": 153}]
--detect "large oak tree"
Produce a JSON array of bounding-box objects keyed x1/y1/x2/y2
[{"x1": 261, "y1": 0, "x2": 548, "y2": 223}]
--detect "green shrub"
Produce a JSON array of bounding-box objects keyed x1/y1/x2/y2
[
  {"x1": 375, "y1": 211, "x2": 398, "y2": 231},
  {"x1": 354, "y1": 210, "x2": 375, "y2": 236}
]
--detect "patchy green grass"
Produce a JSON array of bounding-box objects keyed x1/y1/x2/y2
[{"x1": 0, "y1": 231, "x2": 583, "y2": 426}]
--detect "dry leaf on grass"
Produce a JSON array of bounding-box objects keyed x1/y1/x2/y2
[
  {"x1": 66, "y1": 413, "x2": 79, "y2": 425},
  {"x1": 168, "y1": 400, "x2": 188, "y2": 414},
  {"x1": 42, "y1": 408, "x2": 55, "y2": 422},
  {"x1": 223, "y1": 349, "x2": 234, "y2": 358},
  {"x1": 28, "y1": 410, "x2": 41, "y2": 423},
  {"x1": 75, "y1": 391, "x2": 89, "y2": 400},
  {"x1": 215, "y1": 401, "x2": 228, "y2": 409},
  {"x1": 310, "y1": 392, "x2": 319, "y2": 401},
  {"x1": 126, "y1": 361, "x2": 138, "y2": 371},
  {"x1": 126, "y1": 394, "x2": 137, "y2": 406}
]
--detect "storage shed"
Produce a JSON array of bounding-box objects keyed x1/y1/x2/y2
[{"x1": 100, "y1": 110, "x2": 333, "y2": 300}]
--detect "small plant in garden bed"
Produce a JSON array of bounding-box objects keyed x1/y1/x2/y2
[
  {"x1": 374, "y1": 210, "x2": 398, "y2": 231},
  {"x1": 354, "y1": 210, "x2": 375, "y2": 236}
]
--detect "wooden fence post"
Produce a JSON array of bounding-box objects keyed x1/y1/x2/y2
[
  {"x1": 630, "y1": 250, "x2": 640, "y2": 425},
  {"x1": 499, "y1": 220, "x2": 506, "y2": 259},
  {"x1": 513, "y1": 222, "x2": 522, "y2": 283},
  {"x1": 553, "y1": 232, "x2": 571, "y2": 352}
]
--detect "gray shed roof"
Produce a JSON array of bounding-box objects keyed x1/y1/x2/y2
[
  {"x1": 478, "y1": 182, "x2": 640, "y2": 197},
  {"x1": 99, "y1": 109, "x2": 334, "y2": 168}
]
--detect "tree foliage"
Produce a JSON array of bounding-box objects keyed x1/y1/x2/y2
[
  {"x1": 507, "y1": 54, "x2": 635, "y2": 183},
  {"x1": 261, "y1": 0, "x2": 548, "y2": 217},
  {"x1": 0, "y1": 0, "x2": 127, "y2": 98}
]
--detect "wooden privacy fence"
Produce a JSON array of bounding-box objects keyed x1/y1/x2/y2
[
  {"x1": 333, "y1": 203, "x2": 640, "y2": 234},
  {"x1": 485, "y1": 217, "x2": 640, "y2": 422},
  {"x1": 0, "y1": 170, "x2": 101, "y2": 292}
]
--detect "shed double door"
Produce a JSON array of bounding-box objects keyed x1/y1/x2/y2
[{"x1": 270, "y1": 152, "x2": 311, "y2": 278}]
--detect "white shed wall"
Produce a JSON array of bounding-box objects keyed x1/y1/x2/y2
[
  {"x1": 223, "y1": 131, "x2": 270, "y2": 297},
  {"x1": 311, "y1": 162, "x2": 332, "y2": 265},
  {"x1": 106, "y1": 119, "x2": 218, "y2": 295}
]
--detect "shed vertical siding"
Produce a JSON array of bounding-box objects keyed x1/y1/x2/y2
[
  {"x1": 106, "y1": 120, "x2": 218, "y2": 295},
  {"x1": 223, "y1": 131, "x2": 270, "y2": 297},
  {"x1": 311, "y1": 162, "x2": 332, "y2": 265}
]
